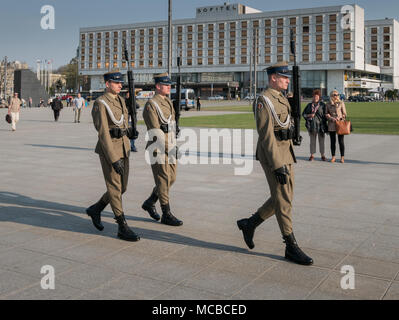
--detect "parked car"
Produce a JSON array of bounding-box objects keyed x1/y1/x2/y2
[{"x1": 208, "y1": 95, "x2": 224, "y2": 100}]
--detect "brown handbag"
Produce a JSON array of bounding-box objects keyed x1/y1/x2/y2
[{"x1": 335, "y1": 120, "x2": 352, "y2": 135}]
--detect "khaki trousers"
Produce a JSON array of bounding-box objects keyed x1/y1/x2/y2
[
  {"x1": 257, "y1": 163, "x2": 294, "y2": 236},
  {"x1": 150, "y1": 156, "x2": 176, "y2": 205},
  {"x1": 11, "y1": 112, "x2": 19, "y2": 130},
  {"x1": 309, "y1": 131, "x2": 325, "y2": 155},
  {"x1": 99, "y1": 155, "x2": 129, "y2": 217},
  {"x1": 74, "y1": 108, "x2": 82, "y2": 122}
]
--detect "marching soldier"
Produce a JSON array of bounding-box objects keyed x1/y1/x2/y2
[
  {"x1": 237, "y1": 62, "x2": 313, "y2": 265},
  {"x1": 142, "y1": 73, "x2": 183, "y2": 226},
  {"x1": 86, "y1": 70, "x2": 140, "y2": 242}
]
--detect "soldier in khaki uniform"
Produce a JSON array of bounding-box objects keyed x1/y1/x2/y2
[
  {"x1": 237, "y1": 62, "x2": 313, "y2": 265},
  {"x1": 86, "y1": 70, "x2": 140, "y2": 241},
  {"x1": 142, "y1": 73, "x2": 182, "y2": 226}
]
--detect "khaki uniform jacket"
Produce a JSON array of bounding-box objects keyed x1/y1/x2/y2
[
  {"x1": 325, "y1": 101, "x2": 347, "y2": 132},
  {"x1": 9, "y1": 97, "x2": 21, "y2": 113},
  {"x1": 255, "y1": 88, "x2": 296, "y2": 171},
  {"x1": 92, "y1": 92, "x2": 130, "y2": 164},
  {"x1": 143, "y1": 94, "x2": 176, "y2": 153}
]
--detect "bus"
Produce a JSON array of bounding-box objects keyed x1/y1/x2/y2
[{"x1": 171, "y1": 88, "x2": 196, "y2": 110}]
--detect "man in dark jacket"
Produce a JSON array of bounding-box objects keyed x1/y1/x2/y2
[{"x1": 51, "y1": 97, "x2": 63, "y2": 121}]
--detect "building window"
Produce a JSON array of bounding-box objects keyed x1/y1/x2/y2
[
  {"x1": 371, "y1": 52, "x2": 378, "y2": 59},
  {"x1": 230, "y1": 22, "x2": 236, "y2": 30},
  {"x1": 208, "y1": 49, "x2": 213, "y2": 56},
  {"x1": 316, "y1": 44, "x2": 323, "y2": 51},
  {"x1": 303, "y1": 26, "x2": 309, "y2": 33},
  {"x1": 241, "y1": 39, "x2": 247, "y2": 46},
  {"x1": 208, "y1": 24, "x2": 214, "y2": 31},
  {"x1": 371, "y1": 36, "x2": 377, "y2": 42},
  {"x1": 277, "y1": 28, "x2": 284, "y2": 35},
  {"x1": 277, "y1": 37, "x2": 283, "y2": 44},
  {"x1": 329, "y1": 24, "x2": 336, "y2": 32},
  {"x1": 344, "y1": 32, "x2": 351, "y2": 40},
  {"x1": 329, "y1": 53, "x2": 336, "y2": 61},
  {"x1": 384, "y1": 27, "x2": 390, "y2": 33},
  {"x1": 197, "y1": 49, "x2": 203, "y2": 57},
  {"x1": 230, "y1": 48, "x2": 235, "y2": 55},
  {"x1": 158, "y1": 60, "x2": 162, "y2": 67},
  {"x1": 384, "y1": 35, "x2": 390, "y2": 42},
  {"x1": 252, "y1": 20, "x2": 259, "y2": 28},
  {"x1": 230, "y1": 39, "x2": 235, "y2": 47},
  {"x1": 316, "y1": 54, "x2": 322, "y2": 61},
  {"x1": 198, "y1": 42, "x2": 203, "y2": 48},
  {"x1": 219, "y1": 57, "x2": 224, "y2": 64},
  {"x1": 329, "y1": 14, "x2": 337, "y2": 22},
  {"x1": 384, "y1": 43, "x2": 390, "y2": 50},
  {"x1": 241, "y1": 56, "x2": 247, "y2": 64},
  {"x1": 241, "y1": 30, "x2": 247, "y2": 37},
  {"x1": 277, "y1": 18, "x2": 284, "y2": 26},
  {"x1": 277, "y1": 55, "x2": 283, "y2": 62},
  {"x1": 265, "y1": 28, "x2": 271, "y2": 36},
  {"x1": 344, "y1": 43, "x2": 351, "y2": 50},
  {"x1": 198, "y1": 33, "x2": 203, "y2": 40},
  {"x1": 303, "y1": 35, "x2": 309, "y2": 42},
  {"x1": 241, "y1": 47, "x2": 247, "y2": 55},
  {"x1": 265, "y1": 46, "x2": 271, "y2": 54},
  {"x1": 302, "y1": 16, "x2": 309, "y2": 24},
  {"x1": 329, "y1": 43, "x2": 336, "y2": 51},
  {"x1": 241, "y1": 21, "x2": 247, "y2": 28},
  {"x1": 264, "y1": 19, "x2": 271, "y2": 27},
  {"x1": 302, "y1": 45, "x2": 309, "y2": 52},
  {"x1": 208, "y1": 41, "x2": 213, "y2": 48},
  {"x1": 290, "y1": 17, "x2": 296, "y2": 25},
  {"x1": 230, "y1": 57, "x2": 235, "y2": 64},
  {"x1": 188, "y1": 25, "x2": 193, "y2": 32},
  {"x1": 97, "y1": 62, "x2": 101, "y2": 69},
  {"x1": 198, "y1": 58, "x2": 203, "y2": 65},
  {"x1": 329, "y1": 34, "x2": 336, "y2": 41},
  {"x1": 302, "y1": 54, "x2": 309, "y2": 62},
  {"x1": 316, "y1": 25, "x2": 323, "y2": 32},
  {"x1": 316, "y1": 15, "x2": 323, "y2": 23},
  {"x1": 219, "y1": 40, "x2": 224, "y2": 47},
  {"x1": 371, "y1": 28, "x2": 377, "y2": 34},
  {"x1": 384, "y1": 52, "x2": 390, "y2": 58},
  {"x1": 371, "y1": 60, "x2": 377, "y2": 66},
  {"x1": 219, "y1": 32, "x2": 224, "y2": 39},
  {"x1": 197, "y1": 25, "x2": 203, "y2": 32},
  {"x1": 371, "y1": 44, "x2": 377, "y2": 50},
  {"x1": 230, "y1": 31, "x2": 236, "y2": 38},
  {"x1": 208, "y1": 32, "x2": 214, "y2": 40},
  {"x1": 208, "y1": 58, "x2": 213, "y2": 65},
  {"x1": 265, "y1": 38, "x2": 271, "y2": 45},
  {"x1": 316, "y1": 35, "x2": 323, "y2": 42},
  {"x1": 384, "y1": 60, "x2": 390, "y2": 67},
  {"x1": 265, "y1": 55, "x2": 271, "y2": 63},
  {"x1": 277, "y1": 46, "x2": 284, "y2": 53}
]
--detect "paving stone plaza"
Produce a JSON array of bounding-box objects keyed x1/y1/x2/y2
[{"x1": 0, "y1": 106, "x2": 398, "y2": 300}]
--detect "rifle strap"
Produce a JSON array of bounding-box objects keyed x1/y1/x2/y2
[{"x1": 99, "y1": 99, "x2": 125, "y2": 127}]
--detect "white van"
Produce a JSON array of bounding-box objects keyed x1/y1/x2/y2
[{"x1": 171, "y1": 88, "x2": 196, "y2": 110}]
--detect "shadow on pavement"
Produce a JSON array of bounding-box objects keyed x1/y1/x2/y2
[{"x1": 0, "y1": 191, "x2": 283, "y2": 261}]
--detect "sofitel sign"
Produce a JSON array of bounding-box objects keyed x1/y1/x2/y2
[{"x1": 196, "y1": 4, "x2": 240, "y2": 17}]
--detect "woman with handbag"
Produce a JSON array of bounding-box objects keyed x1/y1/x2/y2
[
  {"x1": 326, "y1": 90, "x2": 347, "y2": 163},
  {"x1": 302, "y1": 89, "x2": 327, "y2": 161}
]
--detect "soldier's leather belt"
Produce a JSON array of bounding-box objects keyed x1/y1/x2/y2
[
  {"x1": 109, "y1": 127, "x2": 128, "y2": 139},
  {"x1": 274, "y1": 127, "x2": 294, "y2": 141}
]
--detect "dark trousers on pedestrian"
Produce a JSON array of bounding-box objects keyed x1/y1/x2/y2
[
  {"x1": 53, "y1": 110, "x2": 60, "y2": 121},
  {"x1": 329, "y1": 132, "x2": 345, "y2": 157}
]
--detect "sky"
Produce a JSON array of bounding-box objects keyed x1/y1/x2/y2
[{"x1": 0, "y1": 0, "x2": 398, "y2": 70}]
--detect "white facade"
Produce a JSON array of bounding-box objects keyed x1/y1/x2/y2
[{"x1": 78, "y1": 3, "x2": 399, "y2": 96}]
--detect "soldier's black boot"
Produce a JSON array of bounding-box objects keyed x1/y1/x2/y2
[
  {"x1": 86, "y1": 200, "x2": 107, "y2": 231},
  {"x1": 161, "y1": 204, "x2": 183, "y2": 226},
  {"x1": 142, "y1": 192, "x2": 161, "y2": 221},
  {"x1": 237, "y1": 212, "x2": 263, "y2": 249},
  {"x1": 115, "y1": 213, "x2": 140, "y2": 242},
  {"x1": 283, "y1": 233, "x2": 313, "y2": 265}
]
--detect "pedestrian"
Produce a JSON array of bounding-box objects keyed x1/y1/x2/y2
[
  {"x1": 73, "y1": 93, "x2": 85, "y2": 123},
  {"x1": 51, "y1": 96, "x2": 63, "y2": 121},
  {"x1": 38, "y1": 98, "x2": 44, "y2": 108},
  {"x1": 302, "y1": 89, "x2": 328, "y2": 161},
  {"x1": 326, "y1": 90, "x2": 347, "y2": 163},
  {"x1": 86, "y1": 70, "x2": 139, "y2": 242},
  {"x1": 196, "y1": 96, "x2": 201, "y2": 111},
  {"x1": 142, "y1": 72, "x2": 183, "y2": 226},
  {"x1": 236, "y1": 61, "x2": 313, "y2": 266},
  {"x1": 7, "y1": 92, "x2": 22, "y2": 131},
  {"x1": 28, "y1": 97, "x2": 32, "y2": 108}
]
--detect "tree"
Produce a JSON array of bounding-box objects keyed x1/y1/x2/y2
[{"x1": 56, "y1": 56, "x2": 81, "y2": 93}]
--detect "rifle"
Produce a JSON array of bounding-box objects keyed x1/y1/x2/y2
[
  {"x1": 173, "y1": 56, "x2": 182, "y2": 138},
  {"x1": 122, "y1": 39, "x2": 138, "y2": 139},
  {"x1": 288, "y1": 29, "x2": 302, "y2": 146}
]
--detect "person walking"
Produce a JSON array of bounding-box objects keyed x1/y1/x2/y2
[
  {"x1": 86, "y1": 70, "x2": 139, "y2": 242},
  {"x1": 326, "y1": 90, "x2": 347, "y2": 163},
  {"x1": 302, "y1": 89, "x2": 327, "y2": 161},
  {"x1": 73, "y1": 93, "x2": 85, "y2": 123},
  {"x1": 51, "y1": 96, "x2": 63, "y2": 121},
  {"x1": 196, "y1": 96, "x2": 201, "y2": 111},
  {"x1": 28, "y1": 97, "x2": 33, "y2": 108},
  {"x1": 236, "y1": 62, "x2": 313, "y2": 266},
  {"x1": 8, "y1": 92, "x2": 22, "y2": 131},
  {"x1": 142, "y1": 73, "x2": 183, "y2": 226}
]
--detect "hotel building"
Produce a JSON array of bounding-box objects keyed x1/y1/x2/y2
[{"x1": 78, "y1": 3, "x2": 399, "y2": 98}]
